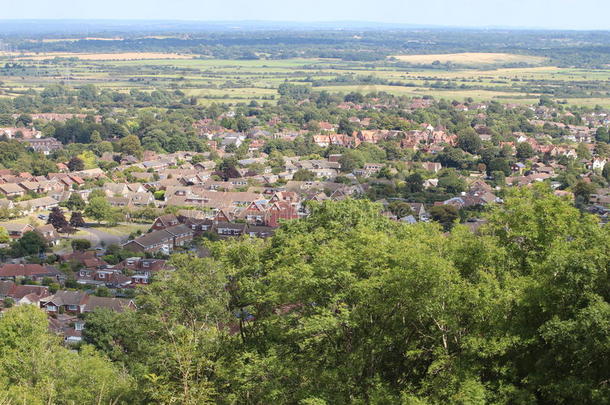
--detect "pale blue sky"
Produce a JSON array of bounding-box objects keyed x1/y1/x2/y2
[{"x1": 2, "y1": 0, "x2": 609, "y2": 30}]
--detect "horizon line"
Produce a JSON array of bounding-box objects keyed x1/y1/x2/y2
[{"x1": 0, "y1": 19, "x2": 607, "y2": 32}]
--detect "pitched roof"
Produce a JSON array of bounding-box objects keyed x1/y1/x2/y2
[
  {"x1": 0, "y1": 222, "x2": 34, "y2": 233},
  {"x1": 0, "y1": 264, "x2": 60, "y2": 278},
  {"x1": 129, "y1": 229, "x2": 173, "y2": 248},
  {"x1": 84, "y1": 296, "x2": 135, "y2": 312},
  {"x1": 41, "y1": 290, "x2": 88, "y2": 307}
]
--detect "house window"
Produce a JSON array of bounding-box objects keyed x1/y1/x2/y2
[
  {"x1": 46, "y1": 304, "x2": 57, "y2": 311},
  {"x1": 68, "y1": 305, "x2": 78, "y2": 311}
]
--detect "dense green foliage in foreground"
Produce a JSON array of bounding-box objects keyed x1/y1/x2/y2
[{"x1": 1, "y1": 185, "x2": 609, "y2": 404}]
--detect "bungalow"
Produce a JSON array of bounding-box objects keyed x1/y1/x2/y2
[
  {"x1": 83, "y1": 296, "x2": 136, "y2": 313},
  {"x1": 163, "y1": 224, "x2": 195, "y2": 248},
  {"x1": 35, "y1": 224, "x2": 61, "y2": 246},
  {"x1": 123, "y1": 224, "x2": 194, "y2": 254},
  {"x1": 0, "y1": 183, "x2": 25, "y2": 198},
  {"x1": 0, "y1": 280, "x2": 50, "y2": 305},
  {"x1": 41, "y1": 291, "x2": 136, "y2": 314},
  {"x1": 246, "y1": 225, "x2": 275, "y2": 238},
  {"x1": 40, "y1": 291, "x2": 88, "y2": 313},
  {"x1": 215, "y1": 222, "x2": 247, "y2": 236},
  {"x1": 0, "y1": 264, "x2": 64, "y2": 283},
  {"x1": 0, "y1": 222, "x2": 34, "y2": 239},
  {"x1": 123, "y1": 230, "x2": 173, "y2": 254},
  {"x1": 15, "y1": 196, "x2": 59, "y2": 214}
]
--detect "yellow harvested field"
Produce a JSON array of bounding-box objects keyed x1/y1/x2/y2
[
  {"x1": 391, "y1": 53, "x2": 547, "y2": 65},
  {"x1": 8, "y1": 52, "x2": 194, "y2": 61},
  {"x1": 25, "y1": 37, "x2": 124, "y2": 43}
]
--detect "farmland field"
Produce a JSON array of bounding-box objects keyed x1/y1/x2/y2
[
  {"x1": 2, "y1": 52, "x2": 610, "y2": 107},
  {"x1": 391, "y1": 52, "x2": 548, "y2": 66}
]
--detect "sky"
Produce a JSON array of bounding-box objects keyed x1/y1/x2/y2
[{"x1": 2, "y1": 0, "x2": 609, "y2": 30}]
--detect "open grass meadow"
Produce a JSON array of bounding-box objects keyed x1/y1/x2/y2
[{"x1": 2, "y1": 52, "x2": 610, "y2": 106}]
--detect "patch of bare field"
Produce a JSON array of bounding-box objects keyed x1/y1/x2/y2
[{"x1": 391, "y1": 53, "x2": 547, "y2": 65}]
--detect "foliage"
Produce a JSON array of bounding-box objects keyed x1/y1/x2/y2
[
  {"x1": 71, "y1": 239, "x2": 92, "y2": 252},
  {"x1": 429, "y1": 204, "x2": 459, "y2": 230},
  {"x1": 10, "y1": 231, "x2": 47, "y2": 257},
  {"x1": 47, "y1": 206, "x2": 68, "y2": 231},
  {"x1": 65, "y1": 193, "x2": 86, "y2": 211},
  {"x1": 516, "y1": 142, "x2": 535, "y2": 159},
  {"x1": 0, "y1": 227, "x2": 9, "y2": 244},
  {"x1": 69, "y1": 211, "x2": 86, "y2": 228},
  {"x1": 292, "y1": 169, "x2": 316, "y2": 181},
  {"x1": 67, "y1": 156, "x2": 85, "y2": 172},
  {"x1": 85, "y1": 197, "x2": 120, "y2": 225},
  {"x1": 4, "y1": 191, "x2": 610, "y2": 403},
  {"x1": 0, "y1": 305, "x2": 133, "y2": 404}
]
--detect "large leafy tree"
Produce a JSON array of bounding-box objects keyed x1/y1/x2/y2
[
  {"x1": 69, "y1": 211, "x2": 86, "y2": 228},
  {"x1": 47, "y1": 206, "x2": 69, "y2": 231},
  {"x1": 65, "y1": 192, "x2": 86, "y2": 211},
  {"x1": 456, "y1": 127, "x2": 482, "y2": 154},
  {"x1": 10, "y1": 231, "x2": 48, "y2": 257},
  {"x1": 69, "y1": 191, "x2": 609, "y2": 404},
  {"x1": 85, "y1": 197, "x2": 121, "y2": 225},
  {"x1": 84, "y1": 255, "x2": 230, "y2": 404},
  {"x1": 0, "y1": 305, "x2": 133, "y2": 404}
]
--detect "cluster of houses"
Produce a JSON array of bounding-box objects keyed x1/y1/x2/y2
[
  {"x1": 0, "y1": 97, "x2": 608, "y2": 345},
  {"x1": 0, "y1": 167, "x2": 104, "y2": 212},
  {"x1": 0, "y1": 100, "x2": 606, "y2": 243},
  {"x1": 0, "y1": 256, "x2": 141, "y2": 344},
  {"x1": 0, "y1": 279, "x2": 135, "y2": 345}
]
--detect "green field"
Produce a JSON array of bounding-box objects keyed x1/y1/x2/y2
[{"x1": 2, "y1": 52, "x2": 610, "y2": 106}]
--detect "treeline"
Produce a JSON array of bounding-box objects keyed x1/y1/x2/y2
[
  {"x1": 8, "y1": 29, "x2": 610, "y2": 67},
  {"x1": 0, "y1": 83, "x2": 196, "y2": 113}
]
